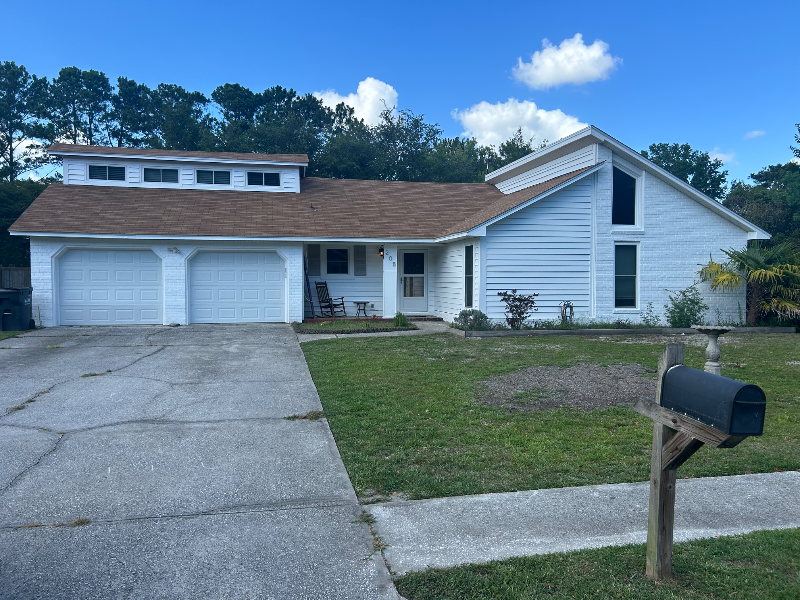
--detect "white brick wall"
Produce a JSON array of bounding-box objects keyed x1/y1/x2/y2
[
  {"x1": 593, "y1": 151, "x2": 748, "y2": 324},
  {"x1": 28, "y1": 237, "x2": 303, "y2": 326}
]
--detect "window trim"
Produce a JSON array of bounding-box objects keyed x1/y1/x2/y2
[
  {"x1": 87, "y1": 163, "x2": 128, "y2": 184},
  {"x1": 196, "y1": 169, "x2": 232, "y2": 187},
  {"x1": 613, "y1": 242, "x2": 639, "y2": 311},
  {"x1": 142, "y1": 166, "x2": 180, "y2": 184},
  {"x1": 611, "y1": 158, "x2": 644, "y2": 230},
  {"x1": 464, "y1": 244, "x2": 474, "y2": 308},
  {"x1": 246, "y1": 171, "x2": 281, "y2": 187}
]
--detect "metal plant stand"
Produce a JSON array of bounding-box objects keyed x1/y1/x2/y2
[{"x1": 692, "y1": 325, "x2": 734, "y2": 375}]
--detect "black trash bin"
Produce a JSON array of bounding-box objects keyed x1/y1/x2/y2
[{"x1": 0, "y1": 288, "x2": 35, "y2": 331}]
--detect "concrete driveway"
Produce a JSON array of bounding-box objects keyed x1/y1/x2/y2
[{"x1": 0, "y1": 325, "x2": 397, "y2": 599}]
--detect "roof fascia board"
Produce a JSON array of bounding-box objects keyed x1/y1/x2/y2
[
  {"x1": 441, "y1": 163, "x2": 604, "y2": 241},
  {"x1": 10, "y1": 231, "x2": 439, "y2": 243},
  {"x1": 590, "y1": 126, "x2": 770, "y2": 239},
  {"x1": 51, "y1": 150, "x2": 308, "y2": 167},
  {"x1": 484, "y1": 126, "x2": 595, "y2": 182}
]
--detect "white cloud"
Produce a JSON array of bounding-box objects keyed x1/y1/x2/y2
[
  {"x1": 743, "y1": 130, "x2": 765, "y2": 139},
  {"x1": 452, "y1": 98, "x2": 587, "y2": 148},
  {"x1": 314, "y1": 77, "x2": 398, "y2": 126},
  {"x1": 512, "y1": 34, "x2": 622, "y2": 90},
  {"x1": 709, "y1": 147, "x2": 735, "y2": 163}
]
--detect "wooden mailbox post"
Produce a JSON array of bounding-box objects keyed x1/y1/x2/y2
[{"x1": 634, "y1": 343, "x2": 766, "y2": 580}]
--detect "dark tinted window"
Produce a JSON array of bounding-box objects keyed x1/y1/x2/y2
[
  {"x1": 615, "y1": 245, "x2": 637, "y2": 307},
  {"x1": 107, "y1": 166, "x2": 126, "y2": 181},
  {"x1": 264, "y1": 173, "x2": 280, "y2": 186},
  {"x1": 306, "y1": 244, "x2": 321, "y2": 277},
  {"x1": 404, "y1": 252, "x2": 425, "y2": 275},
  {"x1": 143, "y1": 168, "x2": 161, "y2": 182},
  {"x1": 464, "y1": 245, "x2": 474, "y2": 308},
  {"x1": 88, "y1": 165, "x2": 107, "y2": 180},
  {"x1": 327, "y1": 249, "x2": 348, "y2": 274},
  {"x1": 247, "y1": 172, "x2": 263, "y2": 186},
  {"x1": 213, "y1": 171, "x2": 230, "y2": 185},
  {"x1": 196, "y1": 170, "x2": 214, "y2": 184},
  {"x1": 162, "y1": 169, "x2": 179, "y2": 183},
  {"x1": 612, "y1": 167, "x2": 636, "y2": 225}
]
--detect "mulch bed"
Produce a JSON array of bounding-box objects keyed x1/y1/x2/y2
[{"x1": 478, "y1": 362, "x2": 657, "y2": 411}]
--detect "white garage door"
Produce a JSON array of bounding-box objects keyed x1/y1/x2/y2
[
  {"x1": 58, "y1": 249, "x2": 162, "y2": 325},
  {"x1": 189, "y1": 252, "x2": 285, "y2": 323}
]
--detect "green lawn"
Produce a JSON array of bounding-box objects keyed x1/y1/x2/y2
[
  {"x1": 395, "y1": 527, "x2": 800, "y2": 600},
  {"x1": 301, "y1": 333, "x2": 800, "y2": 500},
  {"x1": 0, "y1": 330, "x2": 28, "y2": 341}
]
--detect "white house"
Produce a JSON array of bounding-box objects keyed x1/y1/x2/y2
[{"x1": 10, "y1": 126, "x2": 769, "y2": 327}]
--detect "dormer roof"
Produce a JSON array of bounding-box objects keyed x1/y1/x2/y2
[{"x1": 47, "y1": 144, "x2": 309, "y2": 166}]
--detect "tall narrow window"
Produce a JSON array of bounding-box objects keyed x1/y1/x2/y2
[
  {"x1": 464, "y1": 245, "x2": 474, "y2": 308},
  {"x1": 327, "y1": 249, "x2": 348, "y2": 274},
  {"x1": 615, "y1": 245, "x2": 637, "y2": 308},
  {"x1": 306, "y1": 244, "x2": 321, "y2": 277},
  {"x1": 354, "y1": 245, "x2": 367, "y2": 276},
  {"x1": 612, "y1": 167, "x2": 636, "y2": 225}
]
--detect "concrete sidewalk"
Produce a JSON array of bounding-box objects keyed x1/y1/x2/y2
[{"x1": 368, "y1": 471, "x2": 800, "y2": 575}]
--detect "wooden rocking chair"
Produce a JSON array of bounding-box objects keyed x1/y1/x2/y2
[{"x1": 315, "y1": 281, "x2": 347, "y2": 317}]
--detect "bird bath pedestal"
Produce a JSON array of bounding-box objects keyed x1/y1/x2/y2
[{"x1": 692, "y1": 326, "x2": 734, "y2": 376}]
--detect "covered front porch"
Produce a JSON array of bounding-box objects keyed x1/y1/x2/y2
[{"x1": 302, "y1": 241, "x2": 480, "y2": 321}]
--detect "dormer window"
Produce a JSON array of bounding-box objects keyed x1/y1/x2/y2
[
  {"x1": 197, "y1": 170, "x2": 231, "y2": 185},
  {"x1": 612, "y1": 167, "x2": 637, "y2": 225},
  {"x1": 89, "y1": 165, "x2": 126, "y2": 181},
  {"x1": 144, "y1": 167, "x2": 179, "y2": 183},
  {"x1": 247, "y1": 172, "x2": 280, "y2": 187}
]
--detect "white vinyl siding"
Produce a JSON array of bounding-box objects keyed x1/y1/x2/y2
[
  {"x1": 432, "y1": 241, "x2": 466, "y2": 322},
  {"x1": 484, "y1": 178, "x2": 593, "y2": 321},
  {"x1": 495, "y1": 145, "x2": 595, "y2": 194},
  {"x1": 304, "y1": 244, "x2": 383, "y2": 317}
]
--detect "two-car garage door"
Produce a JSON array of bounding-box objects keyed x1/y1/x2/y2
[{"x1": 57, "y1": 249, "x2": 285, "y2": 325}]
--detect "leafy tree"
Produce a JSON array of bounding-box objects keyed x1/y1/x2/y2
[
  {"x1": 150, "y1": 84, "x2": 215, "y2": 150},
  {"x1": 492, "y1": 128, "x2": 546, "y2": 170},
  {"x1": 0, "y1": 61, "x2": 48, "y2": 181},
  {"x1": 641, "y1": 142, "x2": 728, "y2": 200},
  {"x1": 373, "y1": 108, "x2": 442, "y2": 181},
  {"x1": 211, "y1": 83, "x2": 264, "y2": 153},
  {"x1": 45, "y1": 67, "x2": 113, "y2": 146},
  {"x1": 724, "y1": 163, "x2": 800, "y2": 246},
  {"x1": 0, "y1": 180, "x2": 47, "y2": 265},
  {"x1": 314, "y1": 105, "x2": 378, "y2": 179},
  {"x1": 109, "y1": 77, "x2": 154, "y2": 147},
  {"x1": 497, "y1": 289, "x2": 539, "y2": 329},
  {"x1": 791, "y1": 123, "x2": 800, "y2": 159},
  {"x1": 423, "y1": 137, "x2": 489, "y2": 183},
  {"x1": 699, "y1": 243, "x2": 800, "y2": 325}
]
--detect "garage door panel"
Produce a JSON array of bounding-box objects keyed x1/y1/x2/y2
[
  {"x1": 58, "y1": 250, "x2": 163, "y2": 325},
  {"x1": 189, "y1": 252, "x2": 285, "y2": 323}
]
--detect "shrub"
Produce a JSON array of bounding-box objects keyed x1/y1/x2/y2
[
  {"x1": 497, "y1": 289, "x2": 539, "y2": 330},
  {"x1": 641, "y1": 302, "x2": 662, "y2": 327},
  {"x1": 393, "y1": 312, "x2": 410, "y2": 327},
  {"x1": 664, "y1": 283, "x2": 709, "y2": 328},
  {"x1": 452, "y1": 309, "x2": 492, "y2": 331}
]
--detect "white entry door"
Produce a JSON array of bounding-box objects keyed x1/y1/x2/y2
[
  {"x1": 189, "y1": 251, "x2": 285, "y2": 323},
  {"x1": 400, "y1": 251, "x2": 428, "y2": 313},
  {"x1": 58, "y1": 249, "x2": 162, "y2": 325}
]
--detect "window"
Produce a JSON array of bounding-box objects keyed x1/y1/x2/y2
[
  {"x1": 615, "y1": 245, "x2": 637, "y2": 308},
  {"x1": 464, "y1": 245, "x2": 474, "y2": 308},
  {"x1": 306, "y1": 244, "x2": 321, "y2": 277},
  {"x1": 88, "y1": 165, "x2": 126, "y2": 181},
  {"x1": 196, "y1": 170, "x2": 230, "y2": 185},
  {"x1": 354, "y1": 245, "x2": 367, "y2": 276},
  {"x1": 143, "y1": 167, "x2": 179, "y2": 183},
  {"x1": 612, "y1": 167, "x2": 636, "y2": 225},
  {"x1": 247, "y1": 172, "x2": 281, "y2": 187},
  {"x1": 327, "y1": 249, "x2": 348, "y2": 274}
]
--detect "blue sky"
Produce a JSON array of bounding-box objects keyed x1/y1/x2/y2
[{"x1": 5, "y1": 0, "x2": 798, "y2": 182}]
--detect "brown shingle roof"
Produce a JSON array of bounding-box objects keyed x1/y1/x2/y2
[
  {"x1": 10, "y1": 167, "x2": 595, "y2": 239},
  {"x1": 48, "y1": 144, "x2": 309, "y2": 165}
]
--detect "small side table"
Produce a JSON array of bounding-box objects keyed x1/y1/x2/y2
[{"x1": 353, "y1": 301, "x2": 369, "y2": 317}]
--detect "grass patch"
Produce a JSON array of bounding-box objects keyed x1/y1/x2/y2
[
  {"x1": 396, "y1": 527, "x2": 800, "y2": 600},
  {"x1": 285, "y1": 410, "x2": 325, "y2": 421},
  {"x1": 0, "y1": 330, "x2": 29, "y2": 341},
  {"x1": 301, "y1": 333, "x2": 800, "y2": 500},
  {"x1": 80, "y1": 370, "x2": 111, "y2": 378},
  {"x1": 46, "y1": 344, "x2": 61, "y2": 349},
  {"x1": 294, "y1": 320, "x2": 417, "y2": 334},
  {"x1": 52, "y1": 517, "x2": 91, "y2": 528}
]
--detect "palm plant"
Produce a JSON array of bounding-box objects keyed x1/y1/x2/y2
[{"x1": 698, "y1": 243, "x2": 800, "y2": 325}]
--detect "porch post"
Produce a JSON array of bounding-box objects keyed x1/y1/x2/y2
[{"x1": 382, "y1": 244, "x2": 398, "y2": 317}]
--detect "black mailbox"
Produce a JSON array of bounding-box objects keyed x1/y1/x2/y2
[{"x1": 661, "y1": 365, "x2": 765, "y2": 436}]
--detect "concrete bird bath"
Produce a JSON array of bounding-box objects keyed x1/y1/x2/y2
[{"x1": 692, "y1": 325, "x2": 734, "y2": 375}]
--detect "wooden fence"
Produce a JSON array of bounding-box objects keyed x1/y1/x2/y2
[{"x1": 1, "y1": 267, "x2": 31, "y2": 288}]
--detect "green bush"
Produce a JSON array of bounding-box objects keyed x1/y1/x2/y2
[
  {"x1": 664, "y1": 283, "x2": 709, "y2": 328},
  {"x1": 641, "y1": 302, "x2": 662, "y2": 327},
  {"x1": 393, "y1": 312, "x2": 410, "y2": 327},
  {"x1": 497, "y1": 289, "x2": 539, "y2": 330},
  {"x1": 452, "y1": 309, "x2": 492, "y2": 330}
]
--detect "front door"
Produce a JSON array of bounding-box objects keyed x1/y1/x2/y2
[{"x1": 400, "y1": 251, "x2": 427, "y2": 313}]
